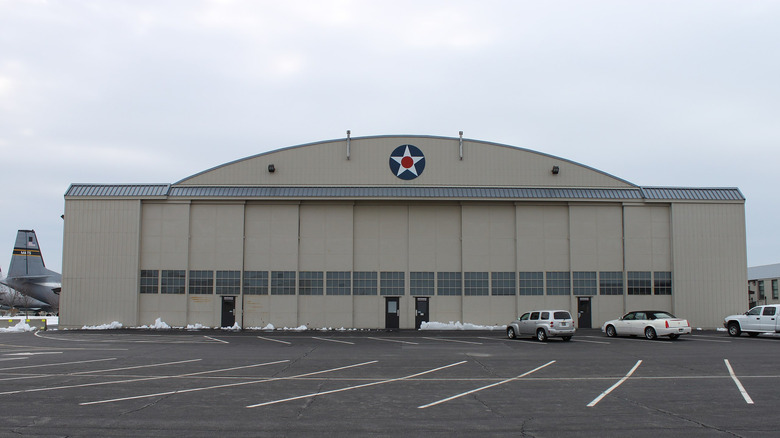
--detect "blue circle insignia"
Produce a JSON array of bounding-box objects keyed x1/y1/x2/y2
[{"x1": 389, "y1": 144, "x2": 426, "y2": 180}]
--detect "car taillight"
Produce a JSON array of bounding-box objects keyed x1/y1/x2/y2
[
  {"x1": 665, "y1": 320, "x2": 669, "y2": 328},
  {"x1": 550, "y1": 321, "x2": 554, "y2": 327}
]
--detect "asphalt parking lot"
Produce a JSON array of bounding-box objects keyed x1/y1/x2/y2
[{"x1": 1, "y1": 328, "x2": 779, "y2": 437}]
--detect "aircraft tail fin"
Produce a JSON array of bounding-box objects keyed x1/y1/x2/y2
[{"x1": 7, "y1": 230, "x2": 49, "y2": 278}]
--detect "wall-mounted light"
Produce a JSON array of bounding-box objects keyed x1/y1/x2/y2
[
  {"x1": 268, "y1": 164, "x2": 275, "y2": 173},
  {"x1": 551, "y1": 165, "x2": 560, "y2": 175}
]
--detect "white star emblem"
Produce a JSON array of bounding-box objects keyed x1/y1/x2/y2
[{"x1": 390, "y1": 145, "x2": 424, "y2": 177}]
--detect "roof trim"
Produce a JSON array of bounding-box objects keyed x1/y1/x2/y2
[{"x1": 64, "y1": 184, "x2": 745, "y2": 202}]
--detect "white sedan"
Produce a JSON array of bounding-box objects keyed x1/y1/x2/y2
[{"x1": 601, "y1": 310, "x2": 691, "y2": 340}]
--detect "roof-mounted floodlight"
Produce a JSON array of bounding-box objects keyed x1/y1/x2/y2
[{"x1": 459, "y1": 131, "x2": 463, "y2": 160}]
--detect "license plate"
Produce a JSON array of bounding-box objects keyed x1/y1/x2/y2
[{"x1": 678, "y1": 328, "x2": 684, "y2": 332}]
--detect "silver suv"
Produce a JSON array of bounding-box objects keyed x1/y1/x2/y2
[{"x1": 506, "y1": 310, "x2": 575, "y2": 342}]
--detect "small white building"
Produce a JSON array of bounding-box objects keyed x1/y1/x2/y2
[
  {"x1": 60, "y1": 135, "x2": 748, "y2": 329},
  {"x1": 748, "y1": 263, "x2": 780, "y2": 308}
]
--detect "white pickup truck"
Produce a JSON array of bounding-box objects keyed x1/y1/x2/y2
[{"x1": 724, "y1": 304, "x2": 780, "y2": 337}]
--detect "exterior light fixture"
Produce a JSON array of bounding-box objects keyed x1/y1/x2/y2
[
  {"x1": 268, "y1": 164, "x2": 275, "y2": 173},
  {"x1": 552, "y1": 166, "x2": 560, "y2": 175}
]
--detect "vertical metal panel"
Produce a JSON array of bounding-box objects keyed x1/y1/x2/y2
[{"x1": 671, "y1": 203, "x2": 747, "y2": 328}]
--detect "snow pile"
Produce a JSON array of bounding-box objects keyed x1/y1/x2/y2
[
  {"x1": 419, "y1": 321, "x2": 506, "y2": 331},
  {"x1": 186, "y1": 323, "x2": 210, "y2": 330},
  {"x1": 222, "y1": 323, "x2": 241, "y2": 331},
  {"x1": 82, "y1": 321, "x2": 123, "y2": 330},
  {"x1": 0, "y1": 320, "x2": 37, "y2": 333},
  {"x1": 145, "y1": 318, "x2": 171, "y2": 329},
  {"x1": 281, "y1": 325, "x2": 309, "y2": 331}
]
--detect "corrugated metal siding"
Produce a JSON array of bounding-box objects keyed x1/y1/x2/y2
[
  {"x1": 65, "y1": 184, "x2": 170, "y2": 197},
  {"x1": 65, "y1": 184, "x2": 745, "y2": 201},
  {"x1": 642, "y1": 187, "x2": 745, "y2": 201}
]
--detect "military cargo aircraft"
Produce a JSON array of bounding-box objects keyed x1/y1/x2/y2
[{"x1": 0, "y1": 230, "x2": 60, "y2": 313}]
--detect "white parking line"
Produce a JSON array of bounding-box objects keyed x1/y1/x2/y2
[
  {"x1": 574, "y1": 339, "x2": 610, "y2": 345},
  {"x1": 311, "y1": 337, "x2": 355, "y2": 345},
  {"x1": 724, "y1": 359, "x2": 754, "y2": 404},
  {"x1": 367, "y1": 337, "x2": 418, "y2": 345},
  {"x1": 587, "y1": 360, "x2": 642, "y2": 407},
  {"x1": 203, "y1": 336, "x2": 229, "y2": 344},
  {"x1": 0, "y1": 358, "x2": 116, "y2": 372},
  {"x1": 689, "y1": 336, "x2": 731, "y2": 344},
  {"x1": 70, "y1": 359, "x2": 204, "y2": 375},
  {"x1": 248, "y1": 361, "x2": 467, "y2": 408},
  {"x1": 83, "y1": 360, "x2": 375, "y2": 406},
  {"x1": 422, "y1": 337, "x2": 482, "y2": 345},
  {"x1": 257, "y1": 336, "x2": 291, "y2": 345},
  {"x1": 418, "y1": 361, "x2": 556, "y2": 409}
]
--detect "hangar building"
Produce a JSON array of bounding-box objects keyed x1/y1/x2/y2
[{"x1": 60, "y1": 135, "x2": 747, "y2": 330}]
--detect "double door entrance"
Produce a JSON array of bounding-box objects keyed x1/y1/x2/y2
[{"x1": 385, "y1": 297, "x2": 429, "y2": 329}]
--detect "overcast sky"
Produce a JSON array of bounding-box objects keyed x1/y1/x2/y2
[{"x1": 1, "y1": 0, "x2": 778, "y2": 274}]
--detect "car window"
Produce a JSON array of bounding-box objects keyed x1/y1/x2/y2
[
  {"x1": 540, "y1": 312, "x2": 550, "y2": 320},
  {"x1": 651, "y1": 311, "x2": 674, "y2": 319},
  {"x1": 747, "y1": 307, "x2": 762, "y2": 316},
  {"x1": 519, "y1": 313, "x2": 530, "y2": 321},
  {"x1": 553, "y1": 311, "x2": 571, "y2": 320},
  {"x1": 623, "y1": 313, "x2": 635, "y2": 321},
  {"x1": 763, "y1": 307, "x2": 777, "y2": 316},
  {"x1": 530, "y1": 312, "x2": 540, "y2": 320},
  {"x1": 634, "y1": 312, "x2": 646, "y2": 320}
]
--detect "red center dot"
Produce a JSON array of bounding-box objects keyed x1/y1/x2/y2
[{"x1": 401, "y1": 156, "x2": 414, "y2": 168}]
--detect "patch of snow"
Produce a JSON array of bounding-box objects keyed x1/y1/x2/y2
[
  {"x1": 82, "y1": 321, "x2": 123, "y2": 330},
  {"x1": 186, "y1": 323, "x2": 210, "y2": 330},
  {"x1": 222, "y1": 323, "x2": 241, "y2": 331},
  {"x1": 0, "y1": 320, "x2": 36, "y2": 333},
  {"x1": 716, "y1": 327, "x2": 727, "y2": 332},
  {"x1": 419, "y1": 321, "x2": 506, "y2": 331}
]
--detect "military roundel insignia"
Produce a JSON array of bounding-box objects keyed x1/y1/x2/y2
[{"x1": 389, "y1": 144, "x2": 425, "y2": 180}]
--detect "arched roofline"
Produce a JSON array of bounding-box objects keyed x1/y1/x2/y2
[{"x1": 173, "y1": 134, "x2": 639, "y2": 187}]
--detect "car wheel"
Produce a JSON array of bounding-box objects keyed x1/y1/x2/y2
[
  {"x1": 727, "y1": 322, "x2": 741, "y2": 337},
  {"x1": 748, "y1": 332, "x2": 760, "y2": 337},
  {"x1": 507, "y1": 327, "x2": 516, "y2": 339},
  {"x1": 644, "y1": 327, "x2": 657, "y2": 340},
  {"x1": 605, "y1": 325, "x2": 617, "y2": 337},
  {"x1": 536, "y1": 328, "x2": 548, "y2": 342},
  {"x1": 669, "y1": 334, "x2": 680, "y2": 340},
  {"x1": 562, "y1": 336, "x2": 572, "y2": 342}
]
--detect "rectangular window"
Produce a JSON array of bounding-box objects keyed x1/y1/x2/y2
[
  {"x1": 326, "y1": 271, "x2": 351, "y2": 296},
  {"x1": 189, "y1": 270, "x2": 214, "y2": 294},
  {"x1": 410, "y1": 272, "x2": 435, "y2": 296},
  {"x1": 773, "y1": 280, "x2": 778, "y2": 300},
  {"x1": 243, "y1": 271, "x2": 268, "y2": 295},
  {"x1": 437, "y1": 272, "x2": 462, "y2": 296},
  {"x1": 627, "y1": 271, "x2": 652, "y2": 295},
  {"x1": 518, "y1": 272, "x2": 544, "y2": 296},
  {"x1": 271, "y1": 271, "x2": 296, "y2": 295},
  {"x1": 653, "y1": 271, "x2": 672, "y2": 295},
  {"x1": 160, "y1": 270, "x2": 185, "y2": 294},
  {"x1": 573, "y1": 271, "x2": 597, "y2": 296},
  {"x1": 599, "y1": 271, "x2": 623, "y2": 295},
  {"x1": 546, "y1": 272, "x2": 571, "y2": 295},
  {"x1": 353, "y1": 271, "x2": 378, "y2": 296},
  {"x1": 299, "y1": 271, "x2": 324, "y2": 295},
  {"x1": 380, "y1": 272, "x2": 405, "y2": 296},
  {"x1": 759, "y1": 280, "x2": 765, "y2": 300},
  {"x1": 491, "y1": 272, "x2": 516, "y2": 296},
  {"x1": 216, "y1": 270, "x2": 240, "y2": 295},
  {"x1": 140, "y1": 270, "x2": 159, "y2": 294},
  {"x1": 464, "y1": 272, "x2": 489, "y2": 296}
]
